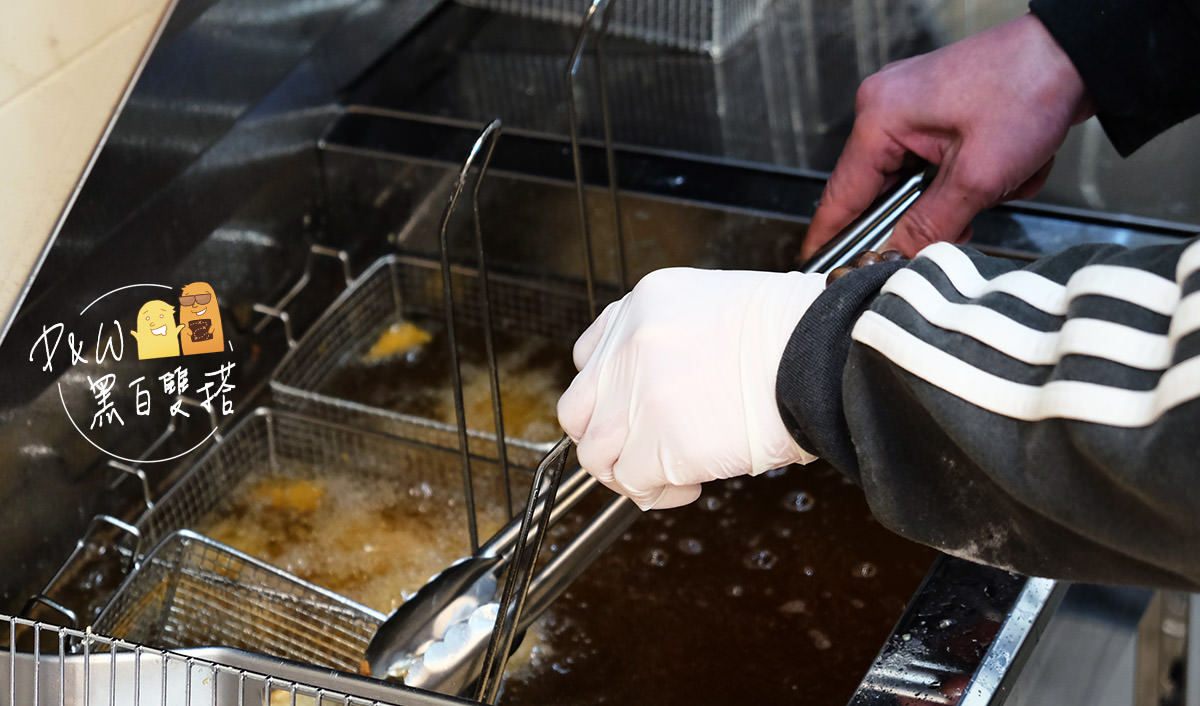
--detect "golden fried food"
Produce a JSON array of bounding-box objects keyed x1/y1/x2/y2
[{"x1": 362, "y1": 321, "x2": 433, "y2": 364}]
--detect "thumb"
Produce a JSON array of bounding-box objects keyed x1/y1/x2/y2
[{"x1": 885, "y1": 169, "x2": 989, "y2": 256}]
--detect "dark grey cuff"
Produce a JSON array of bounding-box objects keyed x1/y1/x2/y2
[{"x1": 776, "y1": 260, "x2": 906, "y2": 482}]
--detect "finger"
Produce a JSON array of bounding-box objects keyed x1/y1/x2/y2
[
  {"x1": 608, "y1": 411, "x2": 699, "y2": 510},
  {"x1": 1007, "y1": 157, "x2": 1055, "y2": 202},
  {"x1": 647, "y1": 483, "x2": 702, "y2": 510},
  {"x1": 557, "y1": 368, "x2": 598, "y2": 443},
  {"x1": 560, "y1": 300, "x2": 627, "y2": 441},
  {"x1": 572, "y1": 300, "x2": 620, "y2": 371},
  {"x1": 802, "y1": 122, "x2": 907, "y2": 260},
  {"x1": 952, "y1": 224, "x2": 973, "y2": 245},
  {"x1": 575, "y1": 429, "x2": 624, "y2": 485},
  {"x1": 885, "y1": 166, "x2": 993, "y2": 256}
]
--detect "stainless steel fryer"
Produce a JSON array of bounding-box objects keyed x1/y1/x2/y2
[{"x1": 5, "y1": 0, "x2": 1200, "y2": 705}]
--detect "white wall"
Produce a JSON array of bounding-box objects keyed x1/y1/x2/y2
[{"x1": 0, "y1": 0, "x2": 173, "y2": 335}]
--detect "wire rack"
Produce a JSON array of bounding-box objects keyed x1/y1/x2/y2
[
  {"x1": 0, "y1": 612, "x2": 464, "y2": 706},
  {"x1": 270, "y1": 255, "x2": 597, "y2": 470},
  {"x1": 457, "y1": 0, "x2": 771, "y2": 56}
]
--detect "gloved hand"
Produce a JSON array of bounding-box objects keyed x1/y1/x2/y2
[{"x1": 557, "y1": 267, "x2": 824, "y2": 510}]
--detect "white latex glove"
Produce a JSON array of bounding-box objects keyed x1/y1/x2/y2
[{"x1": 557, "y1": 267, "x2": 824, "y2": 510}]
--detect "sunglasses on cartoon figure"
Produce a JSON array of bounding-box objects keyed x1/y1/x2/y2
[{"x1": 180, "y1": 293, "x2": 212, "y2": 306}]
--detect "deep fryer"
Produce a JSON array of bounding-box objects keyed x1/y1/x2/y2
[{"x1": 3, "y1": 0, "x2": 1199, "y2": 704}]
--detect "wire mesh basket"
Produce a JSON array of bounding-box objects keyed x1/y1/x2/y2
[
  {"x1": 93, "y1": 530, "x2": 383, "y2": 674},
  {"x1": 271, "y1": 255, "x2": 592, "y2": 469},
  {"x1": 124, "y1": 408, "x2": 523, "y2": 613},
  {"x1": 457, "y1": 0, "x2": 772, "y2": 56}
]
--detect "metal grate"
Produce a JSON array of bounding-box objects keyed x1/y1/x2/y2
[
  {"x1": 0, "y1": 612, "x2": 460, "y2": 706},
  {"x1": 271, "y1": 255, "x2": 596, "y2": 469},
  {"x1": 456, "y1": 0, "x2": 771, "y2": 56}
]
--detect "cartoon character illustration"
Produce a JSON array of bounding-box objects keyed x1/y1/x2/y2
[
  {"x1": 179, "y1": 281, "x2": 226, "y2": 355},
  {"x1": 130, "y1": 300, "x2": 184, "y2": 360}
]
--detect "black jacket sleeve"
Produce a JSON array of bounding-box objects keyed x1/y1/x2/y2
[
  {"x1": 779, "y1": 239, "x2": 1200, "y2": 589},
  {"x1": 1029, "y1": 0, "x2": 1200, "y2": 156}
]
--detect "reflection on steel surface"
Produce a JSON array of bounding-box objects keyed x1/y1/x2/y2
[{"x1": 848, "y1": 555, "x2": 1064, "y2": 706}]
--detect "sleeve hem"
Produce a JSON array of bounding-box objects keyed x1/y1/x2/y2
[{"x1": 776, "y1": 260, "x2": 905, "y2": 481}]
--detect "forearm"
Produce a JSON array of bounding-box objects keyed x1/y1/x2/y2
[
  {"x1": 1030, "y1": 0, "x2": 1200, "y2": 155},
  {"x1": 780, "y1": 239, "x2": 1200, "y2": 588}
]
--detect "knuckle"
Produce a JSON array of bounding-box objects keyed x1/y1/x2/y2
[
  {"x1": 635, "y1": 267, "x2": 676, "y2": 290},
  {"x1": 855, "y1": 74, "x2": 886, "y2": 112},
  {"x1": 575, "y1": 439, "x2": 617, "y2": 482}
]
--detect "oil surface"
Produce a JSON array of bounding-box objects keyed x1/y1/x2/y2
[
  {"x1": 198, "y1": 463, "x2": 520, "y2": 614},
  {"x1": 502, "y1": 462, "x2": 937, "y2": 705}
]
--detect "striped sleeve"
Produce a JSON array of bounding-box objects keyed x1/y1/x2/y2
[{"x1": 779, "y1": 239, "x2": 1200, "y2": 589}]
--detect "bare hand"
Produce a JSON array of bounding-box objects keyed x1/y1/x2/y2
[{"x1": 802, "y1": 13, "x2": 1094, "y2": 259}]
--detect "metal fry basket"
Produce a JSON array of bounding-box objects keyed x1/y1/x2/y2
[
  {"x1": 271, "y1": 255, "x2": 595, "y2": 469},
  {"x1": 457, "y1": 0, "x2": 771, "y2": 57},
  {"x1": 93, "y1": 530, "x2": 384, "y2": 674},
  {"x1": 124, "y1": 408, "x2": 523, "y2": 609}
]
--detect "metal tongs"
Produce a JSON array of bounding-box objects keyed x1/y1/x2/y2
[{"x1": 799, "y1": 169, "x2": 930, "y2": 274}]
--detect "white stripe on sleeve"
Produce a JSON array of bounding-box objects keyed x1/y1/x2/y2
[
  {"x1": 880, "y1": 269, "x2": 1177, "y2": 370},
  {"x1": 1175, "y1": 238, "x2": 1200, "y2": 285},
  {"x1": 851, "y1": 311, "x2": 1200, "y2": 427},
  {"x1": 918, "y1": 244, "x2": 1179, "y2": 316}
]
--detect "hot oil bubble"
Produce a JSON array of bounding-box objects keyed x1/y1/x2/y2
[
  {"x1": 743, "y1": 549, "x2": 779, "y2": 571},
  {"x1": 726, "y1": 584, "x2": 745, "y2": 598},
  {"x1": 779, "y1": 599, "x2": 807, "y2": 615},
  {"x1": 642, "y1": 548, "x2": 670, "y2": 567},
  {"x1": 853, "y1": 562, "x2": 878, "y2": 578},
  {"x1": 677, "y1": 538, "x2": 703, "y2": 555},
  {"x1": 783, "y1": 491, "x2": 814, "y2": 513},
  {"x1": 699, "y1": 496, "x2": 723, "y2": 512},
  {"x1": 808, "y1": 629, "x2": 833, "y2": 650}
]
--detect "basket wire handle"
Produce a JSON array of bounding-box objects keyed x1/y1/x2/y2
[
  {"x1": 567, "y1": 0, "x2": 628, "y2": 316},
  {"x1": 251, "y1": 244, "x2": 354, "y2": 340},
  {"x1": 438, "y1": 119, "x2": 505, "y2": 554},
  {"x1": 476, "y1": 1, "x2": 632, "y2": 700},
  {"x1": 475, "y1": 1, "x2": 631, "y2": 697}
]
